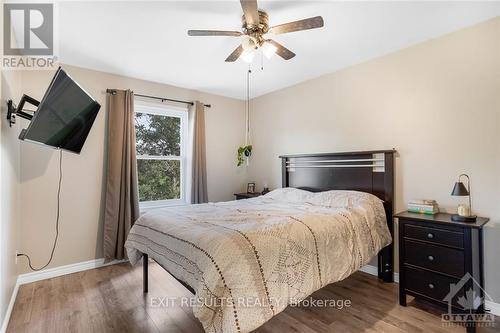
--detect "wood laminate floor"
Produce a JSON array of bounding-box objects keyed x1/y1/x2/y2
[{"x1": 7, "y1": 262, "x2": 499, "y2": 333}]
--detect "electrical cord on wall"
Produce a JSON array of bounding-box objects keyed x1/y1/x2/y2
[{"x1": 17, "y1": 149, "x2": 63, "y2": 271}]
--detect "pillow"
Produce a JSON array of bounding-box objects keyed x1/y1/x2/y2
[
  {"x1": 308, "y1": 190, "x2": 383, "y2": 208},
  {"x1": 263, "y1": 187, "x2": 314, "y2": 203},
  {"x1": 264, "y1": 188, "x2": 383, "y2": 208}
]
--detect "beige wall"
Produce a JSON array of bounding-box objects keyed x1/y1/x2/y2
[
  {"x1": 3, "y1": 12, "x2": 498, "y2": 312},
  {"x1": 248, "y1": 18, "x2": 500, "y2": 299},
  {"x1": 16, "y1": 65, "x2": 247, "y2": 274},
  {"x1": 1, "y1": 1, "x2": 22, "y2": 326},
  {"x1": 0, "y1": 68, "x2": 22, "y2": 327}
]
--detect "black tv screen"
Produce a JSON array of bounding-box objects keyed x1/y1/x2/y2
[{"x1": 20, "y1": 67, "x2": 101, "y2": 154}]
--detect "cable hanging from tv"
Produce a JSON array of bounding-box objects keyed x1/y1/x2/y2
[
  {"x1": 17, "y1": 149, "x2": 63, "y2": 271},
  {"x1": 7, "y1": 93, "x2": 64, "y2": 271}
]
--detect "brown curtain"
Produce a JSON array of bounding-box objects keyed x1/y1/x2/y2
[
  {"x1": 191, "y1": 101, "x2": 208, "y2": 204},
  {"x1": 103, "y1": 89, "x2": 140, "y2": 260}
]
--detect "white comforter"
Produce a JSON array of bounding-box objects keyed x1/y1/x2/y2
[{"x1": 125, "y1": 188, "x2": 392, "y2": 333}]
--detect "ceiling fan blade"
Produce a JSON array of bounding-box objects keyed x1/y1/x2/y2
[
  {"x1": 240, "y1": 0, "x2": 260, "y2": 27},
  {"x1": 267, "y1": 40, "x2": 295, "y2": 60},
  {"x1": 188, "y1": 30, "x2": 242, "y2": 37},
  {"x1": 225, "y1": 45, "x2": 244, "y2": 62},
  {"x1": 270, "y1": 16, "x2": 324, "y2": 35}
]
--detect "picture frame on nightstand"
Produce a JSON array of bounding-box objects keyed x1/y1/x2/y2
[{"x1": 247, "y1": 182, "x2": 256, "y2": 194}]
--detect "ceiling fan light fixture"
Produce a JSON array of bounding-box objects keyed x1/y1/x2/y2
[
  {"x1": 262, "y1": 41, "x2": 278, "y2": 59},
  {"x1": 241, "y1": 50, "x2": 255, "y2": 63},
  {"x1": 187, "y1": 0, "x2": 324, "y2": 62},
  {"x1": 242, "y1": 36, "x2": 257, "y2": 51}
]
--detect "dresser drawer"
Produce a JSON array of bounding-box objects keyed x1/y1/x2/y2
[
  {"x1": 404, "y1": 266, "x2": 464, "y2": 308},
  {"x1": 404, "y1": 240, "x2": 464, "y2": 277},
  {"x1": 404, "y1": 223, "x2": 463, "y2": 249}
]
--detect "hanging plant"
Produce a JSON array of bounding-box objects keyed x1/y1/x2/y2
[
  {"x1": 237, "y1": 69, "x2": 253, "y2": 167},
  {"x1": 237, "y1": 145, "x2": 252, "y2": 166}
]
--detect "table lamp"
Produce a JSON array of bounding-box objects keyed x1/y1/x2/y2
[{"x1": 450, "y1": 174, "x2": 476, "y2": 222}]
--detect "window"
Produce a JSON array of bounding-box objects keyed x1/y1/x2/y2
[{"x1": 135, "y1": 102, "x2": 188, "y2": 208}]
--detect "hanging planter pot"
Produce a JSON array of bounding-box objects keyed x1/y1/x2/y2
[{"x1": 237, "y1": 145, "x2": 252, "y2": 166}]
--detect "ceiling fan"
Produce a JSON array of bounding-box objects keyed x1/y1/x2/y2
[{"x1": 187, "y1": 0, "x2": 324, "y2": 62}]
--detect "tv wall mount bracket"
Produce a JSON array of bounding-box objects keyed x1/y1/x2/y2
[{"x1": 6, "y1": 94, "x2": 40, "y2": 127}]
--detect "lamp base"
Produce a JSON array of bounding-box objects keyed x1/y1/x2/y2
[{"x1": 451, "y1": 214, "x2": 477, "y2": 223}]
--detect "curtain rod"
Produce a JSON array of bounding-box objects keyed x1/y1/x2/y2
[{"x1": 106, "y1": 89, "x2": 211, "y2": 108}]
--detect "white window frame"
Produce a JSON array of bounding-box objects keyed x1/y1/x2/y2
[{"x1": 135, "y1": 101, "x2": 188, "y2": 209}]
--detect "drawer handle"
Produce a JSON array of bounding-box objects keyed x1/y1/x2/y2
[
  {"x1": 428, "y1": 283, "x2": 435, "y2": 289},
  {"x1": 427, "y1": 255, "x2": 434, "y2": 261},
  {"x1": 427, "y1": 233, "x2": 434, "y2": 239}
]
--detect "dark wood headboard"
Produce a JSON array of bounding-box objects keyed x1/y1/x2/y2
[{"x1": 279, "y1": 149, "x2": 396, "y2": 282}]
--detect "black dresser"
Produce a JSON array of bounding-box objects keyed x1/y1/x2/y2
[
  {"x1": 234, "y1": 192, "x2": 261, "y2": 200},
  {"x1": 396, "y1": 211, "x2": 489, "y2": 333}
]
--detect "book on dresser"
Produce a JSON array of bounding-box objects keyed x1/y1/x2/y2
[{"x1": 407, "y1": 199, "x2": 439, "y2": 215}]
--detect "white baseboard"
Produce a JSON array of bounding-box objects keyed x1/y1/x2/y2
[
  {"x1": 0, "y1": 258, "x2": 126, "y2": 333},
  {"x1": 485, "y1": 300, "x2": 500, "y2": 317},
  {"x1": 359, "y1": 264, "x2": 400, "y2": 283},
  {"x1": 360, "y1": 264, "x2": 500, "y2": 316},
  {"x1": 359, "y1": 264, "x2": 379, "y2": 276},
  {"x1": 17, "y1": 258, "x2": 127, "y2": 285},
  {"x1": 0, "y1": 282, "x2": 19, "y2": 333}
]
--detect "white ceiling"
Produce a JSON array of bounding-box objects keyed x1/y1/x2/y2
[{"x1": 53, "y1": 1, "x2": 500, "y2": 99}]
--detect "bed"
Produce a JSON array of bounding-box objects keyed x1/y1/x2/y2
[{"x1": 125, "y1": 150, "x2": 396, "y2": 333}]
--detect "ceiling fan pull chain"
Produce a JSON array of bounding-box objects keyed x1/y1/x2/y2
[{"x1": 246, "y1": 66, "x2": 252, "y2": 145}]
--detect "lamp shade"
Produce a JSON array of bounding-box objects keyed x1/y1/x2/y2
[{"x1": 451, "y1": 182, "x2": 469, "y2": 196}]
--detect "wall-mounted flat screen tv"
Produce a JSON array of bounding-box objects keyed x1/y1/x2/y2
[{"x1": 19, "y1": 67, "x2": 101, "y2": 154}]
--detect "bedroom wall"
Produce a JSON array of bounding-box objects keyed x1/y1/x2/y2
[
  {"x1": 248, "y1": 18, "x2": 500, "y2": 299},
  {"x1": 0, "y1": 68, "x2": 22, "y2": 329},
  {"x1": 16, "y1": 65, "x2": 246, "y2": 274}
]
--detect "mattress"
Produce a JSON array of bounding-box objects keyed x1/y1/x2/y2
[{"x1": 125, "y1": 188, "x2": 392, "y2": 333}]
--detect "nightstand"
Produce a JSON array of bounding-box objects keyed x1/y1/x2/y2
[
  {"x1": 234, "y1": 192, "x2": 262, "y2": 200},
  {"x1": 395, "y1": 211, "x2": 489, "y2": 333}
]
